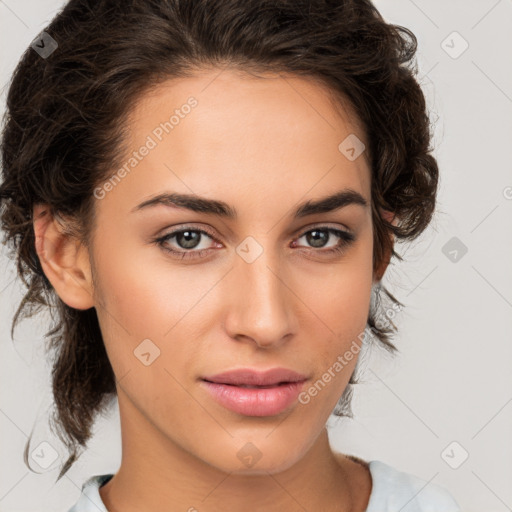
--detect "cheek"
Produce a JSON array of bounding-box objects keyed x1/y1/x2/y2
[
  {"x1": 300, "y1": 236, "x2": 373, "y2": 379},
  {"x1": 90, "y1": 233, "x2": 212, "y2": 373},
  {"x1": 93, "y1": 220, "x2": 216, "y2": 331},
  {"x1": 301, "y1": 234, "x2": 374, "y2": 330}
]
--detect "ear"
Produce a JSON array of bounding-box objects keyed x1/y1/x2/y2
[
  {"x1": 33, "y1": 203, "x2": 95, "y2": 310},
  {"x1": 373, "y1": 208, "x2": 396, "y2": 283}
]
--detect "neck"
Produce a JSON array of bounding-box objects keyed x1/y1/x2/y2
[{"x1": 99, "y1": 392, "x2": 359, "y2": 512}]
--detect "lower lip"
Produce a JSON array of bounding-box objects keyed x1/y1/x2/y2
[{"x1": 200, "y1": 380, "x2": 306, "y2": 416}]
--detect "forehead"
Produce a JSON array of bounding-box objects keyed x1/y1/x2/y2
[{"x1": 102, "y1": 68, "x2": 371, "y2": 216}]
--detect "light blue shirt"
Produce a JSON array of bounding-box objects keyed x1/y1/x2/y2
[{"x1": 68, "y1": 460, "x2": 461, "y2": 512}]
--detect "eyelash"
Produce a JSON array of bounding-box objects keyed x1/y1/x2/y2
[{"x1": 154, "y1": 225, "x2": 356, "y2": 261}]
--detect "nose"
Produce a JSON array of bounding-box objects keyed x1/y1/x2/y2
[{"x1": 223, "y1": 247, "x2": 296, "y2": 349}]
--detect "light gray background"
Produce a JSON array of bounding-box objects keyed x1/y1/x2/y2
[{"x1": 1, "y1": 1, "x2": 511, "y2": 511}]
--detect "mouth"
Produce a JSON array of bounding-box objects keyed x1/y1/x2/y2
[
  {"x1": 200, "y1": 380, "x2": 307, "y2": 417},
  {"x1": 201, "y1": 367, "x2": 308, "y2": 387},
  {"x1": 202, "y1": 380, "x2": 298, "y2": 389}
]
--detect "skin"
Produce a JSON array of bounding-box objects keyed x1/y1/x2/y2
[{"x1": 33, "y1": 68, "x2": 393, "y2": 512}]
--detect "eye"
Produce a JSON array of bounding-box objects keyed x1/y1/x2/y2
[
  {"x1": 154, "y1": 226, "x2": 220, "y2": 260},
  {"x1": 154, "y1": 225, "x2": 356, "y2": 261},
  {"x1": 292, "y1": 226, "x2": 355, "y2": 256}
]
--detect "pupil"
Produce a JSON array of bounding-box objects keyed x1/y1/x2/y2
[
  {"x1": 178, "y1": 230, "x2": 200, "y2": 249},
  {"x1": 307, "y1": 230, "x2": 327, "y2": 248}
]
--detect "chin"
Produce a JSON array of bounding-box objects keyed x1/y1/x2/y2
[{"x1": 197, "y1": 438, "x2": 307, "y2": 476}]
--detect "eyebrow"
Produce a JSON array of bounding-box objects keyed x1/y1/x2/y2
[{"x1": 131, "y1": 188, "x2": 368, "y2": 218}]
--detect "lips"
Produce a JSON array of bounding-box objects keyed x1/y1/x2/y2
[
  {"x1": 201, "y1": 367, "x2": 308, "y2": 387},
  {"x1": 200, "y1": 367, "x2": 308, "y2": 416}
]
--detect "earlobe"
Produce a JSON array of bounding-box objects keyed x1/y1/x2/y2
[{"x1": 33, "y1": 203, "x2": 95, "y2": 310}]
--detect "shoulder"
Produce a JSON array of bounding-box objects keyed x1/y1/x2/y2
[
  {"x1": 67, "y1": 474, "x2": 113, "y2": 512},
  {"x1": 365, "y1": 459, "x2": 462, "y2": 512}
]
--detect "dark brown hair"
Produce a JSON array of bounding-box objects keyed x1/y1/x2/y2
[{"x1": 0, "y1": 0, "x2": 438, "y2": 479}]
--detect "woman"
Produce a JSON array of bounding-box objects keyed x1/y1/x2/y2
[{"x1": 0, "y1": 0, "x2": 461, "y2": 510}]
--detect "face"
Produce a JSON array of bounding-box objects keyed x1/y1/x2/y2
[{"x1": 87, "y1": 68, "x2": 378, "y2": 474}]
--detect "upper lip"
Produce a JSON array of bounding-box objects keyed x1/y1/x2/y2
[{"x1": 202, "y1": 368, "x2": 308, "y2": 386}]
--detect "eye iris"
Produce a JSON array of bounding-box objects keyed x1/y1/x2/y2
[
  {"x1": 307, "y1": 229, "x2": 328, "y2": 248},
  {"x1": 177, "y1": 230, "x2": 201, "y2": 249}
]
